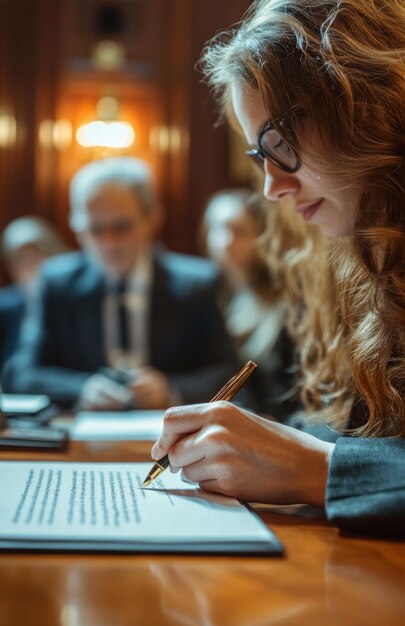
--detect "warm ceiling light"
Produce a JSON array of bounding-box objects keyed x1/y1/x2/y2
[{"x1": 76, "y1": 121, "x2": 135, "y2": 149}]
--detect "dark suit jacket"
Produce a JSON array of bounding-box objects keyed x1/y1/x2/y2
[
  {"x1": 288, "y1": 406, "x2": 405, "y2": 538},
  {"x1": 2, "y1": 249, "x2": 237, "y2": 407},
  {"x1": 0, "y1": 285, "x2": 25, "y2": 370},
  {"x1": 326, "y1": 437, "x2": 405, "y2": 538}
]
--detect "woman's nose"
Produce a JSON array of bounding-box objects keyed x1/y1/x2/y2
[{"x1": 262, "y1": 159, "x2": 300, "y2": 202}]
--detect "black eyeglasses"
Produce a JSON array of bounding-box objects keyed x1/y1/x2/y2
[{"x1": 246, "y1": 116, "x2": 301, "y2": 174}]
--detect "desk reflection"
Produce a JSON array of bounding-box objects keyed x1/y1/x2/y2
[
  {"x1": 150, "y1": 560, "x2": 329, "y2": 626},
  {"x1": 325, "y1": 541, "x2": 405, "y2": 626}
]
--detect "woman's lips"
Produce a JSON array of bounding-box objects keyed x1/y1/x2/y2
[{"x1": 295, "y1": 198, "x2": 324, "y2": 221}]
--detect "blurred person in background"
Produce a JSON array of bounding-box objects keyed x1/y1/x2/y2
[
  {"x1": 3, "y1": 157, "x2": 236, "y2": 410},
  {"x1": 0, "y1": 216, "x2": 68, "y2": 370},
  {"x1": 202, "y1": 189, "x2": 297, "y2": 416}
]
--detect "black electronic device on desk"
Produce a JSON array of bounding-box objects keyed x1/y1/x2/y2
[
  {"x1": 0, "y1": 393, "x2": 66, "y2": 449},
  {"x1": 0, "y1": 406, "x2": 68, "y2": 451},
  {"x1": 1, "y1": 393, "x2": 58, "y2": 426}
]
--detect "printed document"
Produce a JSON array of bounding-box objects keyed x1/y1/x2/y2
[{"x1": 0, "y1": 461, "x2": 282, "y2": 554}]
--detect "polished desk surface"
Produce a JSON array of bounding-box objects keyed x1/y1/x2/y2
[{"x1": 0, "y1": 440, "x2": 404, "y2": 626}]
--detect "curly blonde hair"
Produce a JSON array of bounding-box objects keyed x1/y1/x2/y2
[{"x1": 201, "y1": 0, "x2": 405, "y2": 436}]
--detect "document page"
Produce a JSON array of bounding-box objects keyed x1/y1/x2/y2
[
  {"x1": 70, "y1": 411, "x2": 164, "y2": 441},
  {"x1": 0, "y1": 462, "x2": 281, "y2": 553}
]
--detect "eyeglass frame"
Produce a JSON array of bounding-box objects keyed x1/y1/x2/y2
[{"x1": 245, "y1": 110, "x2": 301, "y2": 174}]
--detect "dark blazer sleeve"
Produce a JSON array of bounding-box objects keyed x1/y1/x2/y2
[
  {"x1": 2, "y1": 273, "x2": 92, "y2": 407},
  {"x1": 325, "y1": 437, "x2": 405, "y2": 537}
]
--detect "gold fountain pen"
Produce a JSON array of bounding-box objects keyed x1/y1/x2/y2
[{"x1": 142, "y1": 360, "x2": 257, "y2": 487}]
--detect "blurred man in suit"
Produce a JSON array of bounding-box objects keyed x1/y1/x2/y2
[{"x1": 3, "y1": 158, "x2": 236, "y2": 409}]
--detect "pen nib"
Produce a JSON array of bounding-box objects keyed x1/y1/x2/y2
[{"x1": 142, "y1": 478, "x2": 152, "y2": 487}]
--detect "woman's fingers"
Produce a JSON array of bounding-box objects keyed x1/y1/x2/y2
[
  {"x1": 152, "y1": 403, "x2": 215, "y2": 459},
  {"x1": 152, "y1": 401, "x2": 232, "y2": 460},
  {"x1": 168, "y1": 430, "x2": 206, "y2": 470},
  {"x1": 181, "y1": 459, "x2": 219, "y2": 484},
  {"x1": 168, "y1": 423, "x2": 231, "y2": 468}
]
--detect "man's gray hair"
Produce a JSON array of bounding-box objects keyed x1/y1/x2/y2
[{"x1": 69, "y1": 157, "x2": 157, "y2": 231}]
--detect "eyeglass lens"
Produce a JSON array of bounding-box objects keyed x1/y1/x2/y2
[
  {"x1": 260, "y1": 127, "x2": 298, "y2": 171},
  {"x1": 246, "y1": 125, "x2": 299, "y2": 173}
]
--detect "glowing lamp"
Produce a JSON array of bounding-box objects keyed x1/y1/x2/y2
[{"x1": 76, "y1": 121, "x2": 135, "y2": 149}]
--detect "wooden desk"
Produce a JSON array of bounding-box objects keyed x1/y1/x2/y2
[{"x1": 0, "y1": 440, "x2": 404, "y2": 626}]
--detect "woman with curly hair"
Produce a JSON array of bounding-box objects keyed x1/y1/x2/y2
[{"x1": 152, "y1": 0, "x2": 405, "y2": 535}]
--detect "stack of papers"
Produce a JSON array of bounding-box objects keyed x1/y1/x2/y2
[
  {"x1": 70, "y1": 411, "x2": 164, "y2": 441},
  {"x1": 0, "y1": 461, "x2": 283, "y2": 555}
]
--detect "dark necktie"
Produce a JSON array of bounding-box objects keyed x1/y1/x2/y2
[{"x1": 116, "y1": 277, "x2": 130, "y2": 352}]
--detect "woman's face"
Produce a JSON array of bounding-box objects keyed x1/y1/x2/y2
[{"x1": 231, "y1": 81, "x2": 359, "y2": 238}]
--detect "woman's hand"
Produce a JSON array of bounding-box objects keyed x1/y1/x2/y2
[{"x1": 151, "y1": 402, "x2": 334, "y2": 506}]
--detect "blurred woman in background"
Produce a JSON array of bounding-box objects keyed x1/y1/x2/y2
[{"x1": 202, "y1": 188, "x2": 296, "y2": 416}]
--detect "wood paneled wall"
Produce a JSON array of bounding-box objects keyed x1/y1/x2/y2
[{"x1": 0, "y1": 0, "x2": 252, "y2": 282}]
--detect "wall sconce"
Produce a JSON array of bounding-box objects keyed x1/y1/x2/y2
[
  {"x1": 76, "y1": 120, "x2": 135, "y2": 149},
  {"x1": 39, "y1": 119, "x2": 72, "y2": 150},
  {"x1": 149, "y1": 125, "x2": 187, "y2": 154},
  {"x1": 0, "y1": 114, "x2": 17, "y2": 148},
  {"x1": 76, "y1": 96, "x2": 135, "y2": 149}
]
